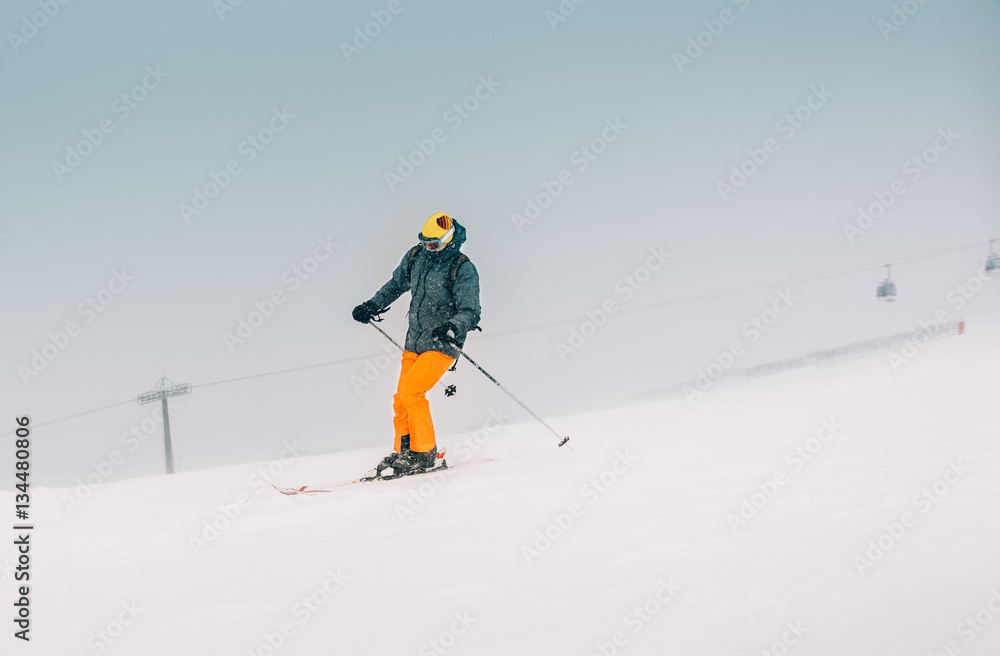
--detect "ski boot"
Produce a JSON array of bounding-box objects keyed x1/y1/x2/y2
[
  {"x1": 376, "y1": 435, "x2": 410, "y2": 477},
  {"x1": 390, "y1": 445, "x2": 439, "y2": 475}
]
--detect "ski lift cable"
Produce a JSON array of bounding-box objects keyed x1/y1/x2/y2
[
  {"x1": 0, "y1": 357, "x2": 382, "y2": 438},
  {"x1": 3, "y1": 239, "x2": 992, "y2": 438},
  {"x1": 3, "y1": 399, "x2": 136, "y2": 437},
  {"x1": 475, "y1": 240, "x2": 993, "y2": 340},
  {"x1": 192, "y1": 354, "x2": 376, "y2": 390}
]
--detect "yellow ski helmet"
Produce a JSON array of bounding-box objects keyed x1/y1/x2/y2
[{"x1": 418, "y1": 212, "x2": 455, "y2": 251}]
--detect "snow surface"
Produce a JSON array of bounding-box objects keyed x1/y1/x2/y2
[{"x1": 4, "y1": 321, "x2": 1000, "y2": 656}]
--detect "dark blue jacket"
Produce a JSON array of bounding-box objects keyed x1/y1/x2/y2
[{"x1": 368, "y1": 220, "x2": 481, "y2": 359}]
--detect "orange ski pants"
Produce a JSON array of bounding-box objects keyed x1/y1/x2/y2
[{"x1": 393, "y1": 350, "x2": 455, "y2": 453}]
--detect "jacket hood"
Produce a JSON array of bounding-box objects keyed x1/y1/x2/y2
[
  {"x1": 430, "y1": 219, "x2": 467, "y2": 259},
  {"x1": 449, "y1": 219, "x2": 467, "y2": 250}
]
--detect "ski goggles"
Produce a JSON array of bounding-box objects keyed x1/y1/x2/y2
[{"x1": 418, "y1": 226, "x2": 455, "y2": 251}]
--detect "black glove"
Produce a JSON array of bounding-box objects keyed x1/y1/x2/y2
[
  {"x1": 352, "y1": 301, "x2": 384, "y2": 324},
  {"x1": 432, "y1": 322, "x2": 459, "y2": 345}
]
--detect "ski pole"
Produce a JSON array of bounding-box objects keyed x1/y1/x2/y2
[
  {"x1": 452, "y1": 344, "x2": 571, "y2": 450},
  {"x1": 369, "y1": 319, "x2": 404, "y2": 351},
  {"x1": 368, "y1": 320, "x2": 452, "y2": 394},
  {"x1": 369, "y1": 322, "x2": 570, "y2": 449}
]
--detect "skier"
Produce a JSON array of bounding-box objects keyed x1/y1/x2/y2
[{"x1": 352, "y1": 213, "x2": 481, "y2": 474}]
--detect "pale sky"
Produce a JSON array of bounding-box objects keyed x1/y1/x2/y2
[{"x1": 1, "y1": 0, "x2": 998, "y2": 486}]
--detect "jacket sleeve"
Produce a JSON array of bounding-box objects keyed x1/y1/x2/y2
[
  {"x1": 368, "y1": 251, "x2": 412, "y2": 310},
  {"x1": 449, "y1": 260, "x2": 481, "y2": 335}
]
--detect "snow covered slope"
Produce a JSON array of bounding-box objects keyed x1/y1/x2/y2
[{"x1": 4, "y1": 321, "x2": 1000, "y2": 656}]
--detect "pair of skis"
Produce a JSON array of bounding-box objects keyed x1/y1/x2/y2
[{"x1": 273, "y1": 449, "x2": 455, "y2": 495}]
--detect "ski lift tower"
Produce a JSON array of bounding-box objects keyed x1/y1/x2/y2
[{"x1": 137, "y1": 376, "x2": 191, "y2": 474}]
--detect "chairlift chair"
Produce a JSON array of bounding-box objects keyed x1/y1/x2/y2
[
  {"x1": 876, "y1": 264, "x2": 897, "y2": 302},
  {"x1": 987, "y1": 240, "x2": 999, "y2": 274}
]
